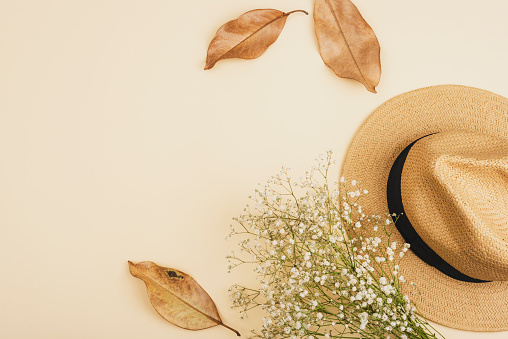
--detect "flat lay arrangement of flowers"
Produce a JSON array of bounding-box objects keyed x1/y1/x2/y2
[{"x1": 5, "y1": 0, "x2": 508, "y2": 338}]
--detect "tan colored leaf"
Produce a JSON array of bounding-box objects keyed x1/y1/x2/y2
[
  {"x1": 205, "y1": 9, "x2": 308, "y2": 70},
  {"x1": 128, "y1": 261, "x2": 239, "y2": 336},
  {"x1": 314, "y1": 0, "x2": 381, "y2": 93}
]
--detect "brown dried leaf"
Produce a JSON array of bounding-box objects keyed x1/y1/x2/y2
[
  {"x1": 205, "y1": 9, "x2": 308, "y2": 70},
  {"x1": 128, "y1": 261, "x2": 239, "y2": 336},
  {"x1": 314, "y1": 0, "x2": 381, "y2": 93}
]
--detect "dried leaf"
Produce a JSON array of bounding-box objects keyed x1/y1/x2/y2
[
  {"x1": 314, "y1": 0, "x2": 381, "y2": 93},
  {"x1": 128, "y1": 261, "x2": 240, "y2": 336},
  {"x1": 205, "y1": 9, "x2": 308, "y2": 70}
]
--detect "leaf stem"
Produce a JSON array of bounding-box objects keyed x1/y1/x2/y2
[
  {"x1": 284, "y1": 9, "x2": 309, "y2": 16},
  {"x1": 220, "y1": 322, "x2": 241, "y2": 336}
]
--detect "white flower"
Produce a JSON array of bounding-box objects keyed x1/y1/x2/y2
[
  {"x1": 317, "y1": 312, "x2": 323, "y2": 320},
  {"x1": 358, "y1": 312, "x2": 369, "y2": 329}
]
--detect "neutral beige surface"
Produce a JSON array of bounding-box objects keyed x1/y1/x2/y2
[{"x1": 1, "y1": 0, "x2": 507, "y2": 338}]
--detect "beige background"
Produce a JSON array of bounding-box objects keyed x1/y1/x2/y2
[{"x1": 1, "y1": 0, "x2": 507, "y2": 338}]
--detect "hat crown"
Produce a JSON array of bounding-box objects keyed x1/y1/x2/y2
[{"x1": 401, "y1": 131, "x2": 508, "y2": 281}]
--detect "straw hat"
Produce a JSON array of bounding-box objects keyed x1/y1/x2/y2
[{"x1": 341, "y1": 85, "x2": 508, "y2": 331}]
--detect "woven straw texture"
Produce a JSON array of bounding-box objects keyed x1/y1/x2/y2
[
  {"x1": 401, "y1": 132, "x2": 508, "y2": 281},
  {"x1": 341, "y1": 85, "x2": 508, "y2": 331}
]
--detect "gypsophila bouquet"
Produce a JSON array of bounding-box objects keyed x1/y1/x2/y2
[{"x1": 227, "y1": 151, "x2": 444, "y2": 339}]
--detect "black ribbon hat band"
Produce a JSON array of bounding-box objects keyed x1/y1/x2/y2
[{"x1": 387, "y1": 135, "x2": 489, "y2": 283}]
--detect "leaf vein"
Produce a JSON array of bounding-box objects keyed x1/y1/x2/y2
[
  {"x1": 324, "y1": 0, "x2": 367, "y2": 84},
  {"x1": 219, "y1": 12, "x2": 287, "y2": 62}
]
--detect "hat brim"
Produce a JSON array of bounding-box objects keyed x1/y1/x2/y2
[{"x1": 340, "y1": 85, "x2": 508, "y2": 331}]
